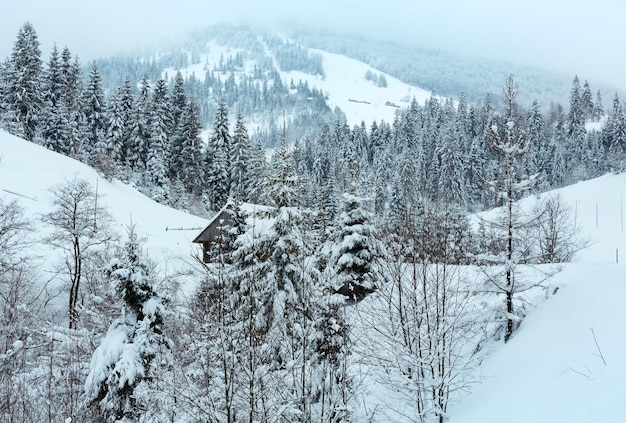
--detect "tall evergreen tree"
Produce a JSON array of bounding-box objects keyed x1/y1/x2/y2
[
  {"x1": 229, "y1": 113, "x2": 252, "y2": 201},
  {"x1": 82, "y1": 64, "x2": 107, "y2": 158},
  {"x1": 129, "y1": 74, "x2": 152, "y2": 170},
  {"x1": 105, "y1": 77, "x2": 134, "y2": 164},
  {"x1": 3, "y1": 22, "x2": 43, "y2": 141},
  {"x1": 147, "y1": 78, "x2": 172, "y2": 201},
  {"x1": 84, "y1": 226, "x2": 171, "y2": 422},
  {"x1": 329, "y1": 192, "x2": 384, "y2": 302},
  {"x1": 173, "y1": 99, "x2": 204, "y2": 194},
  {"x1": 205, "y1": 99, "x2": 232, "y2": 210},
  {"x1": 170, "y1": 70, "x2": 187, "y2": 130},
  {"x1": 39, "y1": 44, "x2": 69, "y2": 153}
]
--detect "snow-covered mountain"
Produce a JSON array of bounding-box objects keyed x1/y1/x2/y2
[{"x1": 2, "y1": 120, "x2": 626, "y2": 420}]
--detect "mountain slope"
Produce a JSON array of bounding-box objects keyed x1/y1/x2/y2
[
  {"x1": 449, "y1": 173, "x2": 626, "y2": 422},
  {"x1": 0, "y1": 130, "x2": 207, "y2": 267}
]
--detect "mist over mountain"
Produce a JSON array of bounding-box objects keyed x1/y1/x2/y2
[{"x1": 1, "y1": 18, "x2": 626, "y2": 423}]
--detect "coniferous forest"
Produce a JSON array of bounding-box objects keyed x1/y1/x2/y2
[{"x1": 1, "y1": 21, "x2": 625, "y2": 422}]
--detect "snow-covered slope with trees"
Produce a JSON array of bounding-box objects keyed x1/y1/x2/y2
[
  {"x1": 448, "y1": 175, "x2": 626, "y2": 422},
  {"x1": 0, "y1": 129, "x2": 207, "y2": 263},
  {"x1": 2, "y1": 125, "x2": 626, "y2": 421}
]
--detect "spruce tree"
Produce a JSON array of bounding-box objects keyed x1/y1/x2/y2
[
  {"x1": 173, "y1": 99, "x2": 204, "y2": 194},
  {"x1": 205, "y1": 99, "x2": 232, "y2": 210},
  {"x1": 83, "y1": 226, "x2": 170, "y2": 422},
  {"x1": 4, "y1": 22, "x2": 43, "y2": 141},
  {"x1": 329, "y1": 192, "x2": 384, "y2": 302},
  {"x1": 229, "y1": 113, "x2": 252, "y2": 201},
  {"x1": 82, "y1": 64, "x2": 107, "y2": 158},
  {"x1": 147, "y1": 79, "x2": 171, "y2": 201},
  {"x1": 40, "y1": 44, "x2": 69, "y2": 153}
]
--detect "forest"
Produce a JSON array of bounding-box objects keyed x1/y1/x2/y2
[{"x1": 1, "y1": 21, "x2": 625, "y2": 422}]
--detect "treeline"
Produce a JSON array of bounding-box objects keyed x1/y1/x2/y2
[{"x1": 0, "y1": 22, "x2": 336, "y2": 215}]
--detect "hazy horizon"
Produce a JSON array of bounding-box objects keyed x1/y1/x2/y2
[{"x1": 1, "y1": 0, "x2": 625, "y2": 92}]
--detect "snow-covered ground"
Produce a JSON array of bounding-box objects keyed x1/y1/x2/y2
[
  {"x1": 448, "y1": 173, "x2": 626, "y2": 422},
  {"x1": 2, "y1": 127, "x2": 625, "y2": 421},
  {"x1": 283, "y1": 48, "x2": 433, "y2": 126},
  {"x1": 163, "y1": 39, "x2": 434, "y2": 127},
  {"x1": 0, "y1": 130, "x2": 208, "y2": 268}
]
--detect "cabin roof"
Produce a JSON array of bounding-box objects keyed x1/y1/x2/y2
[{"x1": 192, "y1": 202, "x2": 273, "y2": 244}]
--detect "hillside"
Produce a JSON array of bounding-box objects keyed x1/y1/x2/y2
[
  {"x1": 2, "y1": 126, "x2": 626, "y2": 421},
  {"x1": 448, "y1": 173, "x2": 626, "y2": 422},
  {"x1": 0, "y1": 130, "x2": 207, "y2": 269}
]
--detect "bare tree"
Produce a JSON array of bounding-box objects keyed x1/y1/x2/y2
[
  {"x1": 42, "y1": 177, "x2": 115, "y2": 329},
  {"x1": 358, "y1": 203, "x2": 485, "y2": 423},
  {"x1": 529, "y1": 194, "x2": 587, "y2": 263}
]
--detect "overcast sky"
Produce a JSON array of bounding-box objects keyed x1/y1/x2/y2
[{"x1": 1, "y1": 0, "x2": 625, "y2": 91}]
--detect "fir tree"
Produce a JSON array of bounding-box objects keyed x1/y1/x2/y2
[
  {"x1": 329, "y1": 192, "x2": 385, "y2": 302},
  {"x1": 83, "y1": 226, "x2": 170, "y2": 422},
  {"x1": 147, "y1": 78, "x2": 171, "y2": 201},
  {"x1": 172, "y1": 99, "x2": 204, "y2": 194},
  {"x1": 205, "y1": 99, "x2": 231, "y2": 210},
  {"x1": 128, "y1": 74, "x2": 152, "y2": 170},
  {"x1": 3, "y1": 22, "x2": 43, "y2": 141},
  {"x1": 105, "y1": 77, "x2": 134, "y2": 165},
  {"x1": 40, "y1": 44, "x2": 69, "y2": 153},
  {"x1": 82, "y1": 64, "x2": 107, "y2": 158},
  {"x1": 229, "y1": 113, "x2": 252, "y2": 201}
]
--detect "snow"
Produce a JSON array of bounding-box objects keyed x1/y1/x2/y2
[
  {"x1": 3, "y1": 115, "x2": 626, "y2": 420},
  {"x1": 281, "y1": 48, "x2": 433, "y2": 126},
  {"x1": 448, "y1": 172, "x2": 626, "y2": 422},
  {"x1": 162, "y1": 39, "x2": 435, "y2": 127},
  {"x1": 0, "y1": 129, "x2": 208, "y2": 273}
]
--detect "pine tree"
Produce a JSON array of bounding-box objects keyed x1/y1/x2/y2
[
  {"x1": 82, "y1": 64, "x2": 107, "y2": 159},
  {"x1": 40, "y1": 44, "x2": 69, "y2": 153},
  {"x1": 330, "y1": 192, "x2": 385, "y2": 302},
  {"x1": 83, "y1": 226, "x2": 171, "y2": 422},
  {"x1": 147, "y1": 78, "x2": 172, "y2": 201},
  {"x1": 105, "y1": 77, "x2": 134, "y2": 165},
  {"x1": 229, "y1": 113, "x2": 252, "y2": 201},
  {"x1": 437, "y1": 121, "x2": 466, "y2": 207},
  {"x1": 128, "y1": 74, "x2": 152, "y2": 170},
  {"x1": 593, "y1": 90, "x2": 604, "y2": 121},
  {"x1": 205, "y1": 99, "x2": 232, "y2": 210},
  {"x1": 581, "y1": 80, "x2": 594, "y2": 120},
  {"x1": 3, "y1": 22, "x2": 43, "y2": 141},
  {"x1": 60, "y1": 48, "x2": 83, "y2": 157},
  {"x1": 172, "y1": 99, "x2": 204, "y2": 194},
  {"x1": 567, "y1": 76, "x2": 587, "y2": 178},
  {"x1": 604, "y1": 93, "x2": 626, "y2": 171},
  {"x1": 170, "y1": 70, "x2": 187, "y2": 131}
]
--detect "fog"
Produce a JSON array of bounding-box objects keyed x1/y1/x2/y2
[{"x1": 1, "y1": 0, "x2": 625, "y2": 91}]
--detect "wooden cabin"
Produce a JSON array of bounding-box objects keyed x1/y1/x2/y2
[
  {"x1": 192, "y1": 206, "x2": 235, "y2": 263},
  {"x1": 193, "y1": 203, "x2": 272, "y2": 263}
]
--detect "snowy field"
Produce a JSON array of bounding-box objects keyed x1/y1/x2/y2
[
  {"x1": 448, "y1": 173, "x2": 626, "y2": 422},
  {"x1": 2, "y1": 128, "x2": 625, "y2": 421}
]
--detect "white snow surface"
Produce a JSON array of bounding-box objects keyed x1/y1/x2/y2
[
  {"x1": 449, "y1": 173, "x2": 626, "y2": 422},
  {"x1": 283, "y1": 48, "x2": 433, "y2": 126},
  {"x1": 3, "y1": 127, "x2": 626, "y2": 421},
  {"x1": 0, "y1": 130, "x2": 208, "y2": 268}
]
